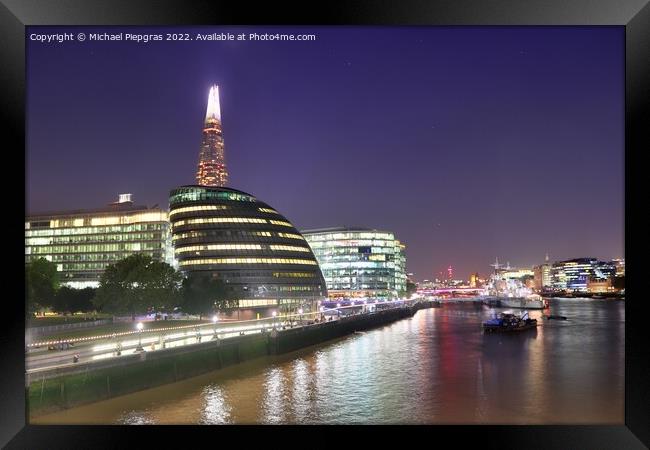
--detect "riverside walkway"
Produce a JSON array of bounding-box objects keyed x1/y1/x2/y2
[{"x1": 26, "y1": 299, "x2": 416, "y2": 373}]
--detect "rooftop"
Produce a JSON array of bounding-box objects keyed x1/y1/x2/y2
[
  {"x1": 301, "y1": 226, "x2": 384, "y2": 234},
  {"x1": 27, "y1": 194, "x2": 164, "y2": 219}
]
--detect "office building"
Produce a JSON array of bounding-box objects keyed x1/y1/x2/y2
[
  {"x1": 25, "y1": 194, "x2": 172, "y2": 289},
  {"x1": 302, "y1": 227, "x2": 407, "y2": 299},
  {"x1": 533, "y1": 254, "x2": 552, "y2": 291},
  {"x1": 551, "y1": 258, "x2": 616, "y2": 292}
]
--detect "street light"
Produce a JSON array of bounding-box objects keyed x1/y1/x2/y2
[
  {"x1": 272, "y1": 310, "x2": 277, "y2": 329},
  {"x1": 135, "y1": 322, "x2": 144, "y2": 352},
  {"x1": 212, "y1": 315, "x2": 219, "y2": 339},
  {"x1": 298, "y1": 308, "x2": 303, "y2": 325}
]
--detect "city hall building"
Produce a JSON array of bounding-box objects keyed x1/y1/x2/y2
[
  {"x1": 301, "y1": 227, "x2": 407, "y2": 299},
  {"x1": 25, "y1": 194, "x2": 172, "y2": 289},
  {"x1": 169, "y1": 185, "x2": 327, "y2": 317}
]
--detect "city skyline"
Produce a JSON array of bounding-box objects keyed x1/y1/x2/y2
[{"x1": 26, "y1": 26, "x2": 624, "y2": 280}]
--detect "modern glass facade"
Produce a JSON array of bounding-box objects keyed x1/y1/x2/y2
[
  {"x1": 25, "y1": 195, "x2": 172, "y2": 289},
  {"x1": 302, "y1": 227, "x2": 408, "y2": 299},
  {"x1": 169, "y1": 186, "x2": 327, "y2": 315},
  {"x1": 551, "y1": 258, "x2": 617, "y2": 292}
]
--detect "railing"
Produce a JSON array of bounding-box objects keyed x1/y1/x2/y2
[
  {"x1": 28, "y1": 319, "x2": 113, "y2": 337},
  {"x1": 26, "y1": 299, "x2": 420, "y2": 371}
]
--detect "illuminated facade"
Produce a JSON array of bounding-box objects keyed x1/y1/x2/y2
[
  {"x1": 196, "y1": 85, "x2": 228, "y2": 187},
  {"x1": 587, "y1": 277, "x2": 615, "y2": 293},
  {"x1": 498, "y1": 266, "x2": 534, "y2": 281},
  {"x1": 169, "y1": 186, "x2": 326, "y2": 316},
  {"x1": 25, "y1": 194, "x2": 172, "y2": 289},
  {"x1": 533, "y1": 263, "x2": 552, "y2": 291},
  {"x1": 551, "y1": 258, "x2": 616, "y2": 292},
  {"x1": 469, "y1": 272, "x2": 480, "y2": 288},
  {"x1": 612, "y1": 258, "x2": 625, "y2": 276},
  {"x1": 302, "y1": 227, "x2": 408, "y2": 299}
]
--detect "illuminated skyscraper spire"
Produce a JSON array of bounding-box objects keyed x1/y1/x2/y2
[
  {"x1": 205, "y1": 85, "x2": 221, "y2": 122},
  {"x1": 196, "y1": 85, "x2": 228, "y2": 186}
]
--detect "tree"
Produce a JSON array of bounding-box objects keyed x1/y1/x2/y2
[
  {"x1": 181, "y1": 272, "x2": 235, "y2": 319},
  {"x1": 93, "y1": 254, "x2": 182, "y2": 317},
  {"x1": 406, "y1": 280, "x2": 417, "y2": 298},
  {"x1": 26, "y1": 258, "x2": 60, "y2": 316},
  {"x1": 53, "y1": 286, "x2": 96, "y2": 313}
]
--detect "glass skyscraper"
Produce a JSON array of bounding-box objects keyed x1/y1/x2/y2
[
  {"x1": 196, "y1": 85, "x2": 228, "y2": 187},
  {"x1": 302, "y1": 227, "x2": 407, "y2": 299}
]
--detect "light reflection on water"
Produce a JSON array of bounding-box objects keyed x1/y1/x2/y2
[{"x1": 32, "y1": 299, "x2": 624, "y2": 425}]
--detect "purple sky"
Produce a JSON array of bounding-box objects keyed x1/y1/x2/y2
[{"x1": 26, "y1": 26, "x2": 624, "y2": 281}]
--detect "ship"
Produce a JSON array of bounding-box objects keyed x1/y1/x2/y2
[
  {"x1": 481, "y1": 258, "x2": 549, "y2": 310},
  {"x1": 483, "y1": 310, "x2": 538, "y2": 333},
  {"x1": 500, "y1": 294, "x2": 548, "y2": 310}
]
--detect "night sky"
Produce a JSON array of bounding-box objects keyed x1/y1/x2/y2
[{"x1": 26, "y1": 26, "x2": 624, "y2": 281}]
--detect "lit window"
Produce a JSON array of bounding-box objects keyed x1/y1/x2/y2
[{"x1": 179, "y1": 258, "x2": 318, "y2": 266}]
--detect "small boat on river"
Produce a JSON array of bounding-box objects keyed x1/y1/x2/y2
[{"x1": 483, "y1": 311, "x2": 537, "y2": 333}]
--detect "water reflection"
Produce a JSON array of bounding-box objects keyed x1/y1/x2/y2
[
  {"x1": 261, "y1": 367, "x2": 287, "y2": 423},
  {"x1": 32, "y1": 299, "x2": 624, "y2": 425},
  {"x1": 119, "y1": 410, "x2": 156, "y2": 425},
  {"x1": 201, "y1": 385, "x2": 232, "y2": 424}
]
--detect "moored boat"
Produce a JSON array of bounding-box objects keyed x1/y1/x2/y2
[
  {"x1": 499, "y1": 294, "x2": 548, "y2": 310},
  {"x1": 483, "y1": 311, "x2": 537, "y2": 333}
]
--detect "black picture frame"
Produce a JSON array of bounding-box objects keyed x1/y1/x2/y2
[{"x1": 1, "y1": 0, "x2": 647, "y2": 447}]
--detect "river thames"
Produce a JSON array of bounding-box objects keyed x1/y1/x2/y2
[{"x1": 32, "y1": 298, "x2": 624, "y2": 425}]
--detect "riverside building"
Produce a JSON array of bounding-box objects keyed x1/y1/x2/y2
[
  {"x1": 550, "y1": 258, "x2": 617, "y2": 292},
  {"x1": 25, "y1": 194, "x2": 172, "y2": 289},
  {"x1": 301, "y1": 227, "x2": 407, "y2": 299},
  {"x1": 169, "y1": 185, "x2": 327, "y2": 318},
  {"x1": 533, "y1": 254, "x2": 552, "y2": 292}
]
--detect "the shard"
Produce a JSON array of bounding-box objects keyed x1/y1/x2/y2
[{"x1": 196, "y1": 85, "x2": 228, "y2": 186}]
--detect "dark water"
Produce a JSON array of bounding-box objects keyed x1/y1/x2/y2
[{"x1": 32, "y1": 298, "x2": 624, "y2": 424}]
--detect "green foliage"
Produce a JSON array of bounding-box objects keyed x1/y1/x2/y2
[
  {"x1": 92, "y1": 254, "x2": 182, "y2": 316},
  {"x1": 406, "y1": 280, "x2": 417, "y2": 297},
  {"x1": 53, "y1": 287, "x2": 97, "y2": 313},
  {"x1": 26, "y1": 257, "x2": 60, "y2": 315},
  {"x1": 181, "y1": 272, "x2": 235, "y2": 318}
]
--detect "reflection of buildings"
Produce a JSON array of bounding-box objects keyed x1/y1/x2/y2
[
  {"x1": 196, "y1": 85, "x2": 228, "y2": 187},
  {"x1": 551, "y1": 258, "x2": 616, "y2": 292},
  {"x1": 25, "y1": 194, "x2": 172, "y2": 288},
  {"x1": 302, "y1": 227, "x2": 407, "y2": 298},
  {"x1": 170, "y1": 185, "x2": 326, "y2": 317}
]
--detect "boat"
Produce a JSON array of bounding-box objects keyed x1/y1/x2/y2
[
  {"x1": 500, "y1": 294, "x2": 548, "y2": 310},
  {"x1": 543, "y1": 314, "x2": 567, "y2": 320},
  {"x1": 480, "y1": 258, "x2": 548, "y2": 309},
  {"x1": 483, "y1": 311, "x2": 537, "y2": 333}
]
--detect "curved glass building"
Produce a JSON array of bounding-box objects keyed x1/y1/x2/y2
[
  {"x1": 302, "y1": 227, "x2": 407, "y2": 299},
  {"x1": 169, "y1": 186, "x2": 327, "y2": 317}
]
